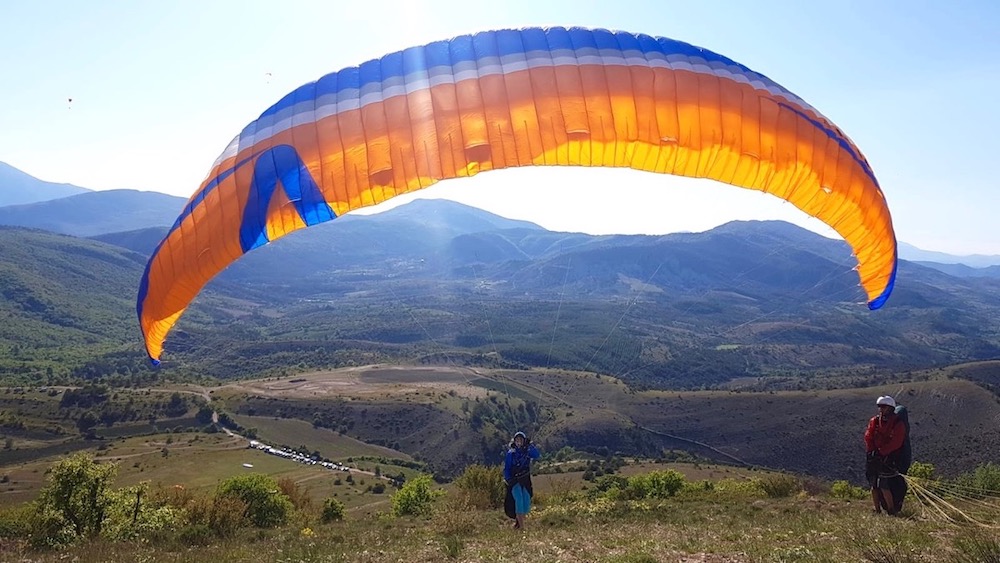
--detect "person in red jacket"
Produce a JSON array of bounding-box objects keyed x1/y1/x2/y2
[{"x1": 864, "y1": 395, "x2": 907, "y2": 514}]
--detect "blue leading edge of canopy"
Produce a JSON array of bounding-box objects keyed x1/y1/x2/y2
[
  {"x1": 256, "y1": 27, "x2": 784, "y2": 123},
  {"x1": 867, "y1": 254, "x2": 897, "y2": 311}
]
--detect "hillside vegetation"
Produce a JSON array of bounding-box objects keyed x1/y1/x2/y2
[
  {"x1": 206, "y1": 365, "x2": 1000, "y2": 482},
  {"x1": 1, "y1": 449, "x2": 998, "y2": 562}
]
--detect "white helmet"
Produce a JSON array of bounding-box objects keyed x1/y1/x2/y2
[{"x1": 876, "y1": 395, "x2": 896, "y2": 408}]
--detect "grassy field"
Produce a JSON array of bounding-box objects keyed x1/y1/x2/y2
[
  {"x1": 4, "y1": 459, "x2": 998, "y2": 563},
  {"x1": 230, "y1": 415, "x2": 413, "y2": 461},
  {"x1": 0, "y1": 431, "x2": 405, "y2": 513}
]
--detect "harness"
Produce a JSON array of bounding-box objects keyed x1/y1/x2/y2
[{"x1": 509, "y1": 448, "x2": 533, "y2": 481}]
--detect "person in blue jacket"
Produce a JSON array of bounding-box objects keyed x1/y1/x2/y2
[{"x1": 503, "y1": 431, "x2": 540, "y2": 529}]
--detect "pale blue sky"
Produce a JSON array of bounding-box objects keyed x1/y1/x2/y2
[{"x1": 1, "y1": 1, "x2": 998, "y2": 253}]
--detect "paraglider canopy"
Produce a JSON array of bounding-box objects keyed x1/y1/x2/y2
[{"x1": 136, "y1": 26, "x2": 897, "y2": 365}]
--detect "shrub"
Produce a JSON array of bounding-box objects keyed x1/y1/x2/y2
[
  {"x1": 907, "y1": 461, "x2": 935, "y2": 481},
  {"x1": 954, "y1": 462, "x2": 1000, "y2": 499},
  {"x1": 29, "y1": 505, "x2": 79, "y2": 550},
  {"x1": 681, "y1": 479, "x2": 716, "y2": 495},
  {"x1": 758, "y1": 474, "x2": 801, "y2": 498},
  {"x1": 588, "y1": 474, "x2": 630, "y2": 500},
  {"x1": 184, "y1": 492, "x2": 248, "y2": 537},
  {"x1": 216, "y1": 473, "x2": 293, "y2": 528},
  {"x1": 391, "y1": 474, "x2": 443, "y2": 517},
  {"x1": 623, "y1": 470, "x2": 685, "y2": 500},
  {"x1": 453, "y1": 464, "x2": 504, "y2": 509},
  {"x1": 277, "y1": 477, "x2": 312, "y2": 511},
  {"x1": 0, "y1": 504, "x2": 33, "y2": 539},
  {"x1": 177, "y1": 523, "x2": 214, "y2": 546},
  {"x1": 712, "y1": 478, "x2": 767, "y2": 499},
  {"x1": 441, "y1": 535, "x2": 463, "y2": 559},
  {"x1": 321, "y1": 498, "x2": 345, "y2": 523},
  {"x1": 101, "y1": 483, "x2": 182, "y2": 542},
  {"x1": 207, "y1": 495, "x2": 248, "y2": 536},
  {"x1": 830, "y1": 480, "x2": 868, "y2": 500}
]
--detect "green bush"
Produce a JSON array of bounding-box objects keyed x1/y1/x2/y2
[
  {"x1": 908, "y1": 461, "x2": 935, "y2": 481},
  {"x1": 391, "y1": 474, "x2": 442, "y2": 517},
  {"x1": 321, "y1": 498, "x2": 346, "y2": 523},
  {"x1": 623, "y1": 470, "x2": 685, "y2": 500},
  {"x1": 101, "y1": 483, "x2": 182, "y2": 542},
  {"x1": 216, "y1": 473, "x2": 293, "y2": 528},
  {"x1": 712, "y1": 478, "x2": 767, "y2": 499},
  {"x1": 954, "y1": 462, "x2": 1000, "y2": 499},
  {"x1": 453, "y1": 464, "x2": 504, "y2": 509},
  {"x1": 588, "y1": 474, "x2": 630, "y2": 500},
  {"x1": 830, "y1": 480, "x2": 867, "y2": 500}
]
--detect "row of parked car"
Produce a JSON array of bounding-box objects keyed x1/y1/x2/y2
[{"x1": 247, "y1": 440, "x2": 351, "y2": 471}]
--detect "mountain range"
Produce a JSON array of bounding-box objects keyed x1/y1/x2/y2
[
  {"x1": 2, "y1": 160, "x2": 997, "y2": 272},
  {"x1": 0, "y1": 188, "x2": 186, "y2": 237}
]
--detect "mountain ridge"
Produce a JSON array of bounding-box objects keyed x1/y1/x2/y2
[
  {"x1": 3, "y1": 160, "x2": 997, "y2": 269},
  {"x1": 0, "y1": 161, "x2": 92, "y2": 206},
  {"x1": 0, "y1": 189, "x2": 187, "y2": 236}
]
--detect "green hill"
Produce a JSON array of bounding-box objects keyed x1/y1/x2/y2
[{"x1": 0, "y1": 228, "x2": 149, "y2": 381}]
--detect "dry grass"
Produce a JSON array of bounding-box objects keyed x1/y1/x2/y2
[{"x1": 2, "y1": 479, "x2": 983, "y2": 563}]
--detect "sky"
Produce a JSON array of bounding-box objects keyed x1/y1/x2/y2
[{"x1": 1, "y1": 0, "x2": 998, "y2": 254}]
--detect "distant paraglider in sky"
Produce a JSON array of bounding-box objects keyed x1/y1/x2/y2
[{"x1": 136, "y1": 26, "x2": 898, "y2": 365}]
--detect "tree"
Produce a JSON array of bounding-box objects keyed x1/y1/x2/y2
[
  {"x1": 34, "y1": 453, "x2": 118, "y2": 544},
  {"x1": 76, "y1": 411, "x2": 98, "y2": 434},
  {"x1": 164, "y1": 393, "x2": 188, "y2": 417},
  {"x1": 195, "y1": 406, "x2": 215, "y2": 425}
]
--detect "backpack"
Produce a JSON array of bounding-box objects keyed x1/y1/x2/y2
[{"x1": 894, "y1": 405, "x2": 912, "y2": 474}]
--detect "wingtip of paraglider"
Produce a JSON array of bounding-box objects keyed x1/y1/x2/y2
[
  {"x1": 867, "y1": 259, "x2": 898, "y2": 311},
  {"x1": 149, "y1": 358, "x2": 161, "y2": 367}
]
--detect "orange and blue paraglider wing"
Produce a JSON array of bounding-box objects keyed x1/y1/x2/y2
[{"x1": 137, "y1": 26, "x2": 897, "y2": 364}]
